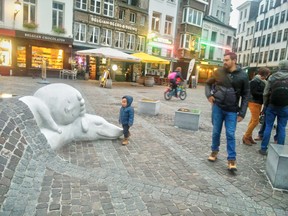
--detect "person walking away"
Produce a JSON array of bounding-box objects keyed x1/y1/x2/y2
[
  {"x1": 243, "y1": 68, "x2": 270, "y2": 145},
  {"x1": 119, "y1": 95, "x2": 134, "y2": 145},
  {"x1": 205, "y1": 52, "x2": 249, "y2": 171},
  {"x1": 259, "y1": 60, "x2": 288, "y2": 155},
  {"x1": 168, "y1": 67, "x2": 184, "y2": 97}
]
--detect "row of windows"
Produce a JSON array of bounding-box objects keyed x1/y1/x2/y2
[
  {"x1": 249, "y1": 48, "x2": 287, "y2": 64},
  {"x1": 76, "y1": 0, "x2": 114, "y2": 17},
  {"x1": 202, "y1": 29, "x2": 232, "y2": 46},
  {"x1": 151, "y1": 12, "x2": 173, "y2": 35},
  {"x1": 74, "y1": 22, "x2": 145, "y2": 51},
  {"x1": 252, "y1": 28, "x2": 288, "y2": 48}
]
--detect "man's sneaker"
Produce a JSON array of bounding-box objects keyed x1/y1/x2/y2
[
  {"x1": 208, "y1": 151, "x2": 218, "y2": 162},
  {"x1": 227, "y1": 160, "x2": 237, "y2": 171},
  {"x1": 258, "y1": 149, "x2": 267, "y2": 155}
]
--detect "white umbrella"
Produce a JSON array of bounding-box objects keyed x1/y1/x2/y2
[{"x1": 76, "y1": 47, "x2": 141, "y2": 62}]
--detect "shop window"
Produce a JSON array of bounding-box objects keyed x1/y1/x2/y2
[
  {"x1": 101, "y1": 28, "x2": 112, "y2": 46},
  {"x1": 74, "y1": 22, "x2": 86, "y2": 42},
  {"x1": 136, "y1": 36, "x2": 145, "y2": 52},
  {"x1": 115, "y1": 31, "x2": 125, "y2": 49},
  {"x1": 164, "y1": 16, "x2": 173, "y2": 35},
  {"x1": 17, "y1": 46, "x2": 26, "y2": 67},
  {"x1": 75, "y1": 0, "x2": 87, "y2": 10},
  {"x1": 31, "y1": 46, "x2": 63, "y2": 69},
  {"x1": 0, "y1": 38, "x2": 12, "y2": 66},
  {"x1": 90, "y1": 0, "x2": 101, "y2": 14},
  {"x1": 23, "y1": 0, "x2": 36, "y2": 24},
  {"x1": 103, "y1": 0, "x2": 114, "y2": 17},
  {"x1": 152, "y1": 12, "x2": 161, "y2": 32},
  {"x1": 52, "y1": 2, "x2": 64, "y2": 29},
  {"x1": 88, "y1": 26, "x2": 100, "y2": 44},
  {"x1": 126, "y1": 34, "x2": 135, "y2": 50}
]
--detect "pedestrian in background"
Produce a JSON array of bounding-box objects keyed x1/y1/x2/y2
[
  {"x1": 242, "y1": 67, "x2": 270, "y2": 145},
  {"x1": 259, "y1": 60, "x2": 288, "y2": 155},
  {"x1": 119, "y1": 95, "x2": 134, "y2": 145},
  {"x1": 205, "y1": 52, "x2": 249, "y2": 171}
]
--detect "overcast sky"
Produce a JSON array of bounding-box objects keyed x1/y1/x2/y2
[{"x1": 230, "y1": 0, "x2": 247, "y2": 28}]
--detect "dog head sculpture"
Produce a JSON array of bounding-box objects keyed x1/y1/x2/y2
[{"x1": 19, "y1": 83, "x2": 123, "y2": 150}]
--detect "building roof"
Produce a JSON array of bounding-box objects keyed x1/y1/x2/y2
[{"x1": 203, "y1": 15, "x2": 236, "y2": 30}]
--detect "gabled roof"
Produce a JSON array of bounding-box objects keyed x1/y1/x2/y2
[{"x1": 203, "y1": 15, "x2": 236, "y2": 30}]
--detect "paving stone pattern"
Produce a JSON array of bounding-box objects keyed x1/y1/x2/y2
[{"x1": 0, "y1": 77, "x2": 287, "y2": 216}]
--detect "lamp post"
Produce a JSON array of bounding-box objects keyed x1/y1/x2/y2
[{"x1": 13, "y1": 0, "x2": 21, "y2": 21}]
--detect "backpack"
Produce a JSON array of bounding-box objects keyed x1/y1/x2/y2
[
  {"x1": 168, "y1": 72, "x2": 177, "y2": 80},
  {"x1": 270, "y1": 78, "x2": 288, "y2": 106}
]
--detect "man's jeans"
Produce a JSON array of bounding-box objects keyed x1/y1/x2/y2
[
  {"x1": 261, "y1": 105, "x2": 288, "y2": 151},
  {"x1": 211, "y1": 104, "x2": 237, "y2": 160}
]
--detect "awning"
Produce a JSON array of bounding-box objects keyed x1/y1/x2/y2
[{"x1": 130, "y1": 52, "x2": 170, "y2": 64}]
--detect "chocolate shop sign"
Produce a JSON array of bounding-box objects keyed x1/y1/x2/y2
[
  {"x1": 16, "y1": 31, "x2": 73, "y2": 44},
  {"x1": 90, "y1": 15, "x2": 137, "y2": 32}
]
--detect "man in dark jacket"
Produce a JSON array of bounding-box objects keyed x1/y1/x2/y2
[{"x1": 205, "y1": 52, "x2": 249, "y2": 171}]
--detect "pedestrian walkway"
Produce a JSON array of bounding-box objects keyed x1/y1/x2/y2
[{"x1": 0, "y1": 76, "x2": 287, "y2": 216}]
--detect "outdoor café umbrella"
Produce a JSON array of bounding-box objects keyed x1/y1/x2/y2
[
  {"x1": 76, "y1": 47, "x2": 141, "y2": 62},
  {"x1": 130, "y1": 52, "x2": 170, "y2": 64}
]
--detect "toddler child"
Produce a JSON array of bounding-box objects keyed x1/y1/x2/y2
[{"x1": 119, "y1": 95, "x2": 134, "y2": 145}]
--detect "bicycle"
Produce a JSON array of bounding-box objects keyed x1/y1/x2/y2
[{"x1": 164, "y1": 83, "x2": 187, "y2": 100}]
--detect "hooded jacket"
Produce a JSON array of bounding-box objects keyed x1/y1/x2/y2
[
  {"x1": 119, "y1": 95, "x2": 134, "y2": 126},
  {"x1": 205, "y1": 66, "x2": 250, "y2": 118},
  {"x1": 249, "y1": 75, "x2": 266, "y2": 104}
]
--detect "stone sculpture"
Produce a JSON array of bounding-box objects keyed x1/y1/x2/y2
[{"x1": 19, "y1": 83, "x2": 123, "y2": 150}]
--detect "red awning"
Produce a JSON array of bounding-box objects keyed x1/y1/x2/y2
[{"x1": 0, "y1": 29, "x2": 16, "y2": 37}]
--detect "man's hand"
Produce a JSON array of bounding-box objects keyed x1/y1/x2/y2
[
  {"x1": 208, "y1": 96, "x2": 215, "y2": 104},
  {"x1": 237, "y1": 116, "x2": 243, "y2": 122}
]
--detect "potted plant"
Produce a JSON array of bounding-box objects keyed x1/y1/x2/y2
[
  {"x1": 52, "y1": 26, "x2": 66, "y2": 34},
  {"x1": 174, "y1": 108, "x2": 201, "y2": 130},
  {"x1": 23, "y1": 21, "x2": 38, "y2": 30},
  {"x1": 138, "y1": 98, "x2": 160, "y2": 115}
]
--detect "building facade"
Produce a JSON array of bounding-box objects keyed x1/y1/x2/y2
[
  {"x1": 236, "y1": 0, "x2": 288, "y2": 71},
  {"x1": 73, "y1": 0, "x2": 149, "y2": 80},
  {"x1": 207, "y1": 0, "x2": 232, "y2": 25},
  {"x1": 0, "y1": 0, "x2": 74, "y2": 76}
]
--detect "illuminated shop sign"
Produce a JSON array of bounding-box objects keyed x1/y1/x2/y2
[
  {"x1": 152, "y1": 37, "x2": 173, "y2": 44},
  {"x1": 15, "y1": 31, "x2": 73, "y2": 44},
  {"x1": 90, "y1": 15, "x2": 138, "y2": 32}
]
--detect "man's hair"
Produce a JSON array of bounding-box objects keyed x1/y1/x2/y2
[
  {"x1": 224, "y1": 52, "x2": 237, "y2": 61},
  {"x1": 278, "y1": 60, "x2": 288, "y2": 70},
  {"x1": 175, "y1": 67, "x2": 182, "y2": 72},
  {"x1": 258, "y1": 67, "x2": 270, "y2": 77}
]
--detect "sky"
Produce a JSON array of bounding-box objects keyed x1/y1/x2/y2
[{"x1": 229, "y1": 0, "x2": 247, "y2": 28}]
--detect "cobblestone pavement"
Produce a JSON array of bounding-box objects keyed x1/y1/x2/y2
[{"x1": 0, "y1": 76, "x2": 288, "y2": 216}]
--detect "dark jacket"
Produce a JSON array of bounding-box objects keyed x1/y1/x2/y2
[
  {"x1": 119, "y1": 95, "x2": 134, "y2": 126},
  {"x1": 205, "y1": 66, "x2": 250, "y2": 118},
  {"x1": 249, "y1": 75, "x2": 266, "y2": 104}
]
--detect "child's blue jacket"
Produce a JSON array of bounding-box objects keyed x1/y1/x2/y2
[{"x1": 119, "y1": 95, "x2": 134, "y2": 126}]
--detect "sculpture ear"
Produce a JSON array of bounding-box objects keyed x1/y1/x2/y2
[{"x1": 81, "y1": 118, "x2": 89, "y2": 133}]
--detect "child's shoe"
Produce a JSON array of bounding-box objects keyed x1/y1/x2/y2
[
  {"x1": 227, "y1": 160, "x2": 237, "y2": 171},
  {"x1": 122, "y1": 138, "x2": 129, "y2": 145}
]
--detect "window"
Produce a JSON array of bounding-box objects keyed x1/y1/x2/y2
[
  {"x1": 182, "y1": 7, "x2": 203, "y2": 27},
  {"x1": 253, "y1": 38, "x2": 256, "y2": 47},
  {"x1": 244, "y1": 40, "x2": 248, "y2": 50},
  {"x1": 259, "y1": 20, "x2": 263, "y2": 31},
  {"x1": 74, "y1": 23, "x2": 86, "y2": 42},
  {"x1": 0, "y1": 0, "x2": 3, "y2": 21},
  {"x1": 90, "y1": 0, "x2": 101, "y2": 14},
  {"x1": 180, "y1": 34, "x2": 190, "y2": 49},
  {"x1": 226, "y1": 36, "x2": 232, "y2": 46},
  {"x1": 202, "y1": 29, "x2": 208, "y2": 40},
  {"x1": 259, "y1": 52, "x2": 263, "y2": 63},
  {"x1": 264, "y1": 18, "x2": 268, "y2": 30},
  {"x1": 277, "y1": 30, "x2": 282, "y2": 42},
  {"x1": 23, "y1": 0, "x2": 36, "y2": 24},
  {"x1": 219, "y1": 34, "x2": 224, "y2": 44},
  {"x1": 140, "y1": 15, "x2": 145, "y2": 26},
  {"x1": 75, "y1": 0, "x2": 87, "y2": 10},
  {"x1": 247, "y1": 28, "x2": 250, "y2": 36},
  {"x1": 220, "y1": 12, "x2": 225, "y2": 23},
  {"x1": 284, "y1": 28, "x2": 288, "y2": 41},
  {"x1": 136, "y1": 36, "x2": 145, "y2": 52},
  {"x1": 266, "y1": 34, "x2": 271, "y2": 46},
  {"x1": 126, "y1": 34, "x2": 135, "y2": 50},
  {"x1": 240, "y1": 11, "x2": 243, "y2": 20},
  {"x1": 209, "y1": 47, "x2": 215, "y2": 59},
  {"x1": 52, "y1": 2, "x2": 64, "y2": 28},
  {"x1": 88, "y1": 26, "x2": 100, "y2": 44},
  {"x1": 255, "y1": 22, "x2": 259, "y2": 32},
  {"x1": 261, "y1": 35, "x2": 266, "y2": 47},
  {"x1": 0, "y1": 38, "x2": 12, "y2": 66},
  {"x1": 263, "y1": 51, "x2": 268, "y2": 63},
  {"x1": 274, "y1": 13, "x2": 279, "y2": 25},
  {"x1": 255, "y1": 53, "x2": 259, "y2": 63},
  {"x1": 119, "y1": 9, "x2": 125, "y2": 20},
  {"x1": 103, "y1": 0, "x2": 114, "y2": 17},
  {"x1": 271, "y1": 32, "x2": 276, "y2": 43},
  {"x1": 274, "y1": 49, "x2": 279, "y2": 61},
  {"x1": 101, "y1": 28, "x2": 112, "y2": 46},
  {"x1": 260, "y1": 4, "x2": 264, "y2": 14},
  {"x1": 16, "y1": 46, "x2": 26, "y2": 67},
  {"x1": 269, "y1": 16, "x2": 273, "y2": 28},
  {"x1": 152, "y1": 12, "x2": 161, "y2": 32},
  {"x1": 130, "y1": 12, "x2": 136, "y2": 23},
  {"x1": 244, "y1": 9, "x2": 247, "y2": 18},
  {"x1": 251, "y1": 53, "x2": 254, "y2": 63},
  {"x1": 280, "y1": 11, "x2": 285, "y2": 23},
  {"x1": 280, "y1": 48, "x2": 286, "y2": 60},
  {"x1": 268, "y1": 50, "x2": 273, "y2": 61},
  {"x1": 242, "y1": 22, "x2": 245, "y2": 32},
  {"x1": 114, "y1": 31, "x2": 125, "y2": 49},
  {"x1": 257, "y1": 36, "x2": 261, "y2": 47},
  {"x1": 251, "y1": 26, "x2": 254, "y2": 35},
  {"x1": 211, "y1": 31, "x2": 217, "y2": 42},
  {"x1": 164, "y1": 16, "x2": 173, "y2": 35}
]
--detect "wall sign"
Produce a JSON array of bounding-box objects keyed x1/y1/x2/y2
[{"x1": 16, "y1": 31, "x2": 73, "y2": 44}]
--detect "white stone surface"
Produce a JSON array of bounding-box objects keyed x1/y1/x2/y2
[{"x1": 20, "y1": 83, "x2": 123, "y2": 150}]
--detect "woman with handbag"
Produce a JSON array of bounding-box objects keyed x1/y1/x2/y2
[{"x1": 243, "y1": 67, "x2": 270, "y2": 145}]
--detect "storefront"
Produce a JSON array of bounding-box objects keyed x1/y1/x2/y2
[
  {"x1": 197, "y1": 60, "x2": 222, "y2": 83},
  {"x1": 0, "y1": 28, "x2": 73, "y2": 77}
]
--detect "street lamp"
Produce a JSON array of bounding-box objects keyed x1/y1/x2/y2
[{"x1": 14, "y1": 0, "x2": 21, "y2": 21}]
